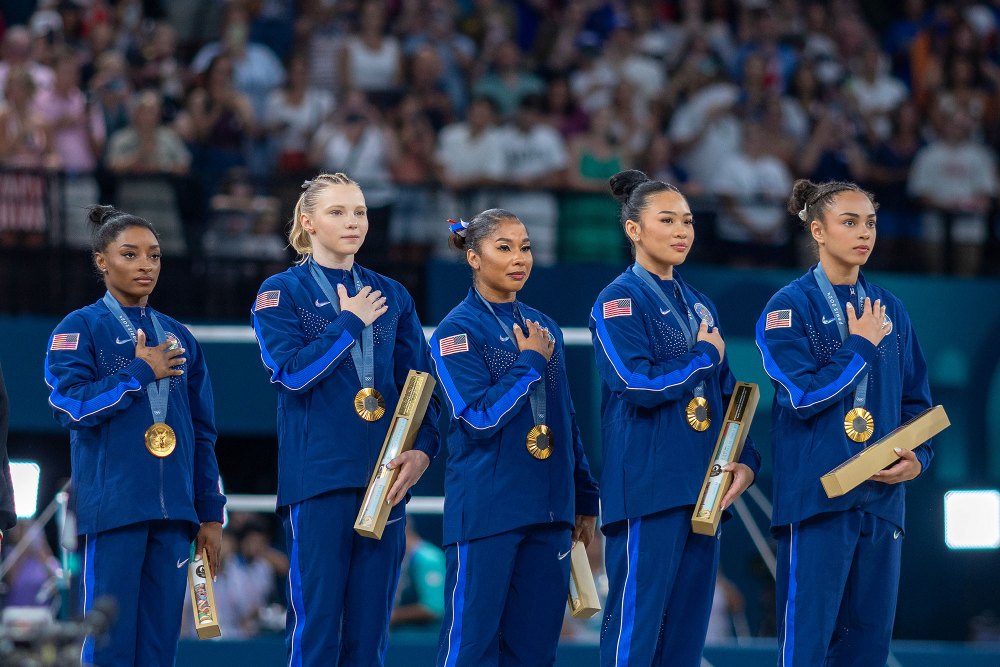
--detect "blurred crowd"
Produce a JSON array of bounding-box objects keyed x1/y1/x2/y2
[{"x1": 1, "y1": 0, "x2": 1000, "y2": 280}]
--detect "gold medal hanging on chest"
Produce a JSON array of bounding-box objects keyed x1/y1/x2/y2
[
  {"x1": 844, "y1": 407, "x2": 875, "y2": 442},
  {"x1": 526, "y1": 424, "x2": 554, "y2": 460},
  {"x1": 355, "y1": 388, "x2": 386, "y2": 421},
  {"x1": 145, "y1": 423, "x2": 177, "y2": 457},
  {"x1": 686, "y1": 396, "x2": 711, "y2": 431}
]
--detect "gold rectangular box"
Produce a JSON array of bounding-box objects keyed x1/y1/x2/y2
[
  {"x1": 691, "y1": 382, "x2": 760, "y2": 536},
  {"x1": 567, "y1": 541, "x2": 601, "y2": 619},
  {"x1": 821, "y1": 405, "x2": 949, "y2": 498},
  {"x1": 355, "y1": 370, "x2": 437, "y2": 539},
  {"x1": 188, "y1": 548, "x2": 221, "y2": 640}
]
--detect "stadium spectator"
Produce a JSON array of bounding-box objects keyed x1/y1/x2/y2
[
  {"x1": 263, "y1": 52, "x2": 335, "y2": 177},
  {"x1": 472, "y1": 39, "x2": 545, "y2": 118},
  {"x1": 337, "y1": 0, "x2": 403, "y2": 106},
  {"x1": 390, "y1": 524, "x2": 445, "y2": 628},
  {"x1": 0, "y1": 25, "x2": 54, "y2": 97},
  {"x1": 845, "y1": 46, "x2": 909, "y2": 141}
]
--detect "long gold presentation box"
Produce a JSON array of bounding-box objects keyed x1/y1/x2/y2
[
  {"x1": 354, "y1": 370, "x2": 437, "y2": 539},
  {"x1": 821, "y1": 405, "x2": 949, "y2": 498},
  {"x1": 691, "y1": 382, "x2": 759, "y2": 536},
  {"x1": 188, "y1": 548, "x2": 221, "y2": 639},
  {"x1": 567, "y1": 541, "x2": 602, "y2": 619}
]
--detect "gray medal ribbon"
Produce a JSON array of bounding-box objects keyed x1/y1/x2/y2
[
  {"x1": 102, "y1": 292, "x2": 170, "y2": 424},
  {"x1": 812, "y1": 263, "x2": 868, "y2": 409},
  {"x1": 308, "y1": 259, "x2": 374, "y2": 389},
  {"x1": 474, "y1": 290, "x2": 546, "y2": 426},
  {"x1": 631, "y1": 263, "x2": 706, "y2": 400}
]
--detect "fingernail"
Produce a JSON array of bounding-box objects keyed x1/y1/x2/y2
[{"x1": 894, "y1": 448, "x2": 902, "y2": 454}]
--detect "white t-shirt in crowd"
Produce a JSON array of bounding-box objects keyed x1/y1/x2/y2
[
  {"x1": 343, "y1": 36, "x2": 401, "y2": 92},
  {"x1": 435, "y1": 123, "x2": 506, "y2": 182},
  {"x1": 711, "y1": 152, "x2": 793, "y2": 244},
  {"x1": 669, "y1": 83, "x2": 742, "y2": 185},
  {"x1": 264, "y1": 88, "x2": 334, "y2": 154}
]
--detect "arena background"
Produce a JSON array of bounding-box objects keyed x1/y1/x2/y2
[{"x1": 1, "y1": 0, "x2": 1000, "y2": 664}]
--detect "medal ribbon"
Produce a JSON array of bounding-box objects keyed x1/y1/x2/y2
[
  {"x1": 308, "y1": 259, "x2": 374, "y2": 390},
  {"x1": 102, "y1": 292, "x2": 170, "y2": 424},
  {"x1": 474, "y1": 290, "x2": 546, "y2": 427},
  {"x1": 631, "y1": 263, "x2": 706, "y2": 400},
  {"x1": 812, "y1": 263, "x2": 869, "y2": 411}
]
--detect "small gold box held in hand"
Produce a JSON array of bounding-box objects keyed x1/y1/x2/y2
[
  {"x1": 354, "y1": 370, "x2": 437, "y2": 539},
  {"x1": 821, "y1": 405, "x2": 949, "y2": 498},
  {"x1": 188, "y1": 548, "x2": 221, "y2": 640},
  {"x1": 567, "y1": 541, "x2": 601, "y2": 619},
  {"x1": 691, "y1": 382, "x2": 759, "y2": 536}
]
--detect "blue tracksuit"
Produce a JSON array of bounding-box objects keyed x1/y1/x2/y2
[
  {"x1": 755, "y1": 264, "x2": 933, "y2": 666},
  {"x1": 429, "y1": 289, "x2": 599, "y2": 666},
  {"x1": 45, "y1": 298, "x2": 225, "y2": 667},
  {"x1": 252, "y1": 261, "x2": 440, "y2": 667},
  {"x1": 590, "y1": 266, "x2": 761, "y2": 667}
]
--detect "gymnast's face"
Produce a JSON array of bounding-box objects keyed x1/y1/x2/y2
[
  {"x1": 94, "y1": 225, "x2": 161, "y2": 306},
  {"x1": 468, "y1": 217, "x2": 531, "y2": 303},
  {"x1": 626, "y1": 189, "x2": 694, "y2": 274},
  {"x1": 302, "y1": 183, "x2": 369, "y2": 263},
  {"x1": 810, "y1": 190, "x2": 877, "y2": 270}
]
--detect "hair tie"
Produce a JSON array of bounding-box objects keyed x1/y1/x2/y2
[
  {"x1": 447, "y1": 218, "x2": 470, "y2": 237},
  {"x1": 797, "y1": 205, "x2": 808, "y2": 222},
  {"x1": 301, "y1": 179, "x2": 313, "y2": 190}
]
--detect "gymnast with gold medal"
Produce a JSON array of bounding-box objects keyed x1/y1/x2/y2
[
  {"x1": 45, "y1": 205, "x2": 225, "y2": 666},
  {"x1": 756, "y1": 179, "x2": 934, "y2": 666},
  {"x1": 430, "y1": 208, "x2": 599, "y2": 666},
  {"x1": 252, "y1": 173, "x2": 440, "y2": 666}
]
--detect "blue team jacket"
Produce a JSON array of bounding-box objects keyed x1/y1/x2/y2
[
  {"x1": 429, "y1": 289, "x2": 600, "y2": 545},
  {"x1": 252, "y1": 262, "x2": 440, "y2": 508},
  {"x1": 45, "y1": 300, "x2": 225, "y2": 536},
  {"x1": 755, "y1": 265, "x2": 933, "y2": 530},
  {"x1": 590, "y1": 266, "x2": 761, "y2": 527}
]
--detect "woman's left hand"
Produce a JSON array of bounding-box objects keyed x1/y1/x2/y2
[
  {"x1": 195, "y1": 521, "x2": 223, "y2": 580},
  {"x1": 870, "y1": 448, "x2": 922, "y2": 484},
  {"x1": 386, "y1": 450, "x2": 431, "y2": 507},
  {"x1": 720, "y1": 463, "x2": 755, "y2": 511},
  {"x1": 572, "y1": 514, "x2": 597, "y2": 548}
]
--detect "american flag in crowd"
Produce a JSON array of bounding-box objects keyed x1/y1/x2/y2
[
  {"x1": 50, "y1": 333, "x2": 80, "y2": 350},
  {"x1": 603, "y1": 298, "x2": 632, "y2": 319},
  {"x1": 439, "y1": 334, "x2": 469, "y2": 356},
  {"x1": 255, "y1": 290, "x2": 280, "y2": 311},
  {"x1": 765, "y1": 309, "x2": 792, "y2": 330}
]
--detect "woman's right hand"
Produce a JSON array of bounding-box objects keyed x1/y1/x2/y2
[
  {"x1": 847, "y1": 297, "x2": 888, "y2": 346},
  {"x1": 135, "y1": 329, "x2": 185, "y2": 380},
  {"x1": 696, "y1": 319, "x2": 725, "y2": 360},
  {"x1": 513, "y1": 319, "x2": 555, "y2": 361},
  {"x1": 337, "y1": 283, "x2": 388, "y2": 326}
]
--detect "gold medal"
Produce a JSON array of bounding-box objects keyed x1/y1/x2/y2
[
  {"x1": 686, "y1": 396, "x2": 711, "y2": 431},
  {"x1": 526, "y1": 424, "x2": 553, "y2": 460},
  {"x1": 354, "y1": 388, "x2": 386, "y2": 422},
  {"x1": 145, "y1": 423, "x2": 176, "y2": 457},
  {"x1": 844, "y1": 407, "x2": 875, "y2": 442}
]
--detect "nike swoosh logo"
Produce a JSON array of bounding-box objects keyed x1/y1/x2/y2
[
  {"x1": 315, "y1": 299, "x2": 331, "y2": 307},
  {"x1": 115, "y1": 336, "x2": 132, "y2": 345},
  {"x1": 893, "y1": 529, "x2": 902, "y2": 540},
  {"x1": 660, "y1": 309, "x2": 670, "y2": 315},
  {"x1": 557, "y1": 549, "x2": 571, "y2": 561},
  {"x1": 822, "y1": 317, "x2": 836, "y2": 325},
  {"x1": 176, "y1": 558, "x2": 189, "y2": 569},
  {"x1": 385, "y1": 516, "x2": 403, "y2": 526},
  {"x1": 499, "y1": 335, "x2": 510, "y2": 342}
]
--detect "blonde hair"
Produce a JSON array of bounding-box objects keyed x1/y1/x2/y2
[{"x1": 289, "y1": 172, "x2": 360, "y2": 260}]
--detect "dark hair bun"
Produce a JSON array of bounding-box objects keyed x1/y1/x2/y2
[
  {"x1": 609, "y1": 169, "x2": 650, "y2": 204},
  {"x1": 448, "y1": 232, "x2": 468, "y2": 251},
  {"x1": 87, "y1": 204, "x2": 119, "y2": 228},
  {"x1": 787, "y1": 179, "x2": 818, "y2": 217}
]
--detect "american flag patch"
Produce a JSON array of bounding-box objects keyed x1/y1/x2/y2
[
  {"x1": 255, "y1": 290, "x2": 280, "y2": 311},
  {"x1": 765, "y1": 309, "x2": 792, "y2": 330},
  {"x1": 50, "y1": 333, "x2": 80, "y2": 350},
  {"x1": 603, "y1": 298, "x2": 632, "y2": 319},
  {"x1": 439, "y1": 334, "x2": 469, "y2": 356}
]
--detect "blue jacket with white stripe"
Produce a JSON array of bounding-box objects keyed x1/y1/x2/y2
[
  {"x1": 755, "y1": 265, "x2": 933, "y2": 529},
  {"x1": 252, "y1": 262, "x2": 440, "y2": 508},
  {"x1": 45, "y1": 300, "x2": 225, "y2": 536},
  {"x1": 590, "y1": 266, "x2": 761, "y2": 527},
  {"x1": 430, "y1": 289, "x2": 600, "y2": 545}
]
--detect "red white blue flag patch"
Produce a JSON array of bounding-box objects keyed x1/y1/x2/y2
[
  {"x1": 439, "y1": 334, "x2": 469, "y2": 356},
  {"x1": 50, "y1": 333, "x2": 80, "y2": 350},
  {"x1": 255, "y1": 290, "x2": 280, "y2": 311},
  {"x1": 602, "y1": 298, "x2": 632, "y2": 319},
  {"x1": 765, "y1": 309, "x2": 792, "y2": 330}
]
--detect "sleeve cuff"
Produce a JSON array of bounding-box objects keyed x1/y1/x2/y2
[
  {"x1": 412, "y1": 434, "x2": 439, "y2": 462},
  {"x1": 693, "y1": 340, "x2": 721, "y2": 367},
  {"x1": 575, "y1": 492, "x2": 600, "y2": 517},
  {"x1": 195, "y1": 497, "x2": 226, "y2": 524},
  {"x1": 914, "y1": 443, "x2": 932, "y2": 474},
  {"x1": 519, "y1": 349, "x2": 548, "y2": 376},
  {"x1": 842, "y1": 335, "x2": 878, "y2": 365},
  {"x1": 124, "y1": 357, "x2": 156, "y2": 387},
  {"x1": 334, "y1": 311, "x2": 367, "y2": 340},
  {"x1": 738, "y1": 440, "x2": 762, "y2": 478}
]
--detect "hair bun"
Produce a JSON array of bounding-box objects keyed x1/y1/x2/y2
[
  {"x1": 87, "y1": 204, "x2": 119, "y2": 228},
  {"x1": 609, "y1": 169, "x2": 650, "y2": 204},
  {"x1": 787, "y1": 179, "x2": 818, "y2": 218}
]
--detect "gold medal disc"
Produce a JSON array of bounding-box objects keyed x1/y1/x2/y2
[
  {"x1": 686, "y1": 396, "x2": 711, "y2": 431},
  {"x1": 526, "y1": 424, "x2": 554, "y2": 460},
  {"x1": 354, "y1": 388, "x2": 386, "y2": 421},
  {"x1": 844, "y1": 407, "x2": 875, "y2": 442},
  {"x1": 145, "y1": 423, "x2": 177, "y2": 458}
]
